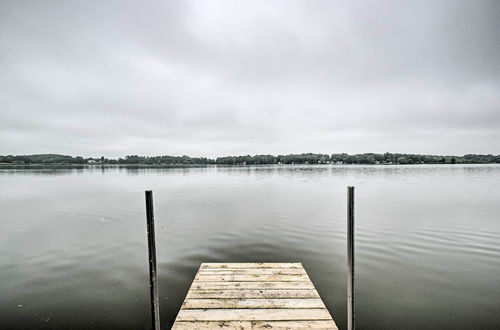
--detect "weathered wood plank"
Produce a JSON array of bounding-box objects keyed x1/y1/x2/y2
[
  {"x1": 176, "y1": 308, "x2": 332, "y2": 321},
  {"x1": 172, "y1": 321, "x2": 252, "y2": 330},
  {"x1": 187, "y1": 289, "x2": 320, "y2": 299},
  {"x1": 200, "y1": 263, "x2": 303, "y2": 269},
  {"x1": 198, "y1": 268, "x2": 307, "y2": 275},
  {"x1": 182, "y1": 298, "x2": 325, "y2": 309},
  {"x1": 172, "y1": 320, "x2": 338, "y2": 330},
  {"x1": 189, "y1": 281, "x2": 315, "y2": 290},
  {"x1": 252, "y1": 320, "x2": 338, "y2": 329},
  {"x1": 195, "y1": 274, "x2": 310, "y2": 282}
]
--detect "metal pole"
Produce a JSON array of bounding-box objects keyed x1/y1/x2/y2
[
  {"x1": 145, "y1": 190, "x2": 161, "y2": 330},
  {"x1": 347, "y1": 186, "x2": 355, "y2": 330}
]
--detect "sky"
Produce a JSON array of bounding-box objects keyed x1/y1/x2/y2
[{"x1": 1, "y1": 0, "x2": 499, "y2": 158}]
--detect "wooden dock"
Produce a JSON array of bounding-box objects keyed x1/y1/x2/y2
[{"x1": 172, "y1": 263, "x2": 338, "y2": 329}]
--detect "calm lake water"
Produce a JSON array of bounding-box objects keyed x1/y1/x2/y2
[{"x1": 1, "y1": 165, "x2": 500, "y2": 330}]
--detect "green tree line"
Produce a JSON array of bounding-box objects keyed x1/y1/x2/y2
[{"x1": 1, "y1": 153, "x2": 500, "y2": 165}]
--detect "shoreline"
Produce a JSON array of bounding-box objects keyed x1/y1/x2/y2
[{"x1": 1, "y1": 163, "x2": 499, "y2": 169}]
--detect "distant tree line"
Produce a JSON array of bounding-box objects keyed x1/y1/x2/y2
[
  {"x1": 1, "y1": 153, "x2": 500, "y2": 165},
  {"x1": 215, "y1": 153, "x2": 500, "y2": 165},
  {"x1": 0, "y1": 154, "x2": 87, "y2": 164}
]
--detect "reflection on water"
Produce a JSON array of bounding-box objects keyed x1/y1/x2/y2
[{"x1": 1, "y1": 165, "x2": 499, "y2": 329}]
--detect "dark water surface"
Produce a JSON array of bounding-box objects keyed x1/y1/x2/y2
[{"x1": 1, "y1": 165, "x2": 500, "y2": 330}]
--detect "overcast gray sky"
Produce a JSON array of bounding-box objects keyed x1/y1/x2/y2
[{"x1": 1, "y1": 0, "x2": 499, "y2": 157}]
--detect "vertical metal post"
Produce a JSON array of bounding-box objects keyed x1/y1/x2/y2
[
  {"x1": 347, "y1": 186, "x2": 355, "y2": 330},
  {"x1": 145, "y1": 190, "x2": 160, "y2": 330}
]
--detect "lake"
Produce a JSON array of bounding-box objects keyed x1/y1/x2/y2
[{"x1": 1, "y1": 165, "x2": 499, "y2": 329}]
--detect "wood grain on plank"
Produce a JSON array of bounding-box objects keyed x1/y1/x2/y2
[
  {"x1": 200, "y1": 263, "x2": 303, "y2": 269},
  {"x1": 189, "y1": 281, "x2": 315, "y2": 290},
  {"x1": 171, "y1": 321, "x2": 252, "y2": 330},
  {"x1": 182, "y1": 298, "x2": 325, "y2": 309},
  {"x1": 187, "y1": 289, "x2": 320, "y2": 299},
  {"x1": 252, "y1": 320, "x2": 338, "y2": 329},
  {"x1": 176, "y1": 308, "x2": 332, "y2": 321},
  {"x1": 172, "y1": 320, "x2": 338, "y2": 330},
  {"x1": 195, "y1": 274, "x2": 310, "y2": 282},
  {"x1": 198, "y1": 268, "x2": 306, "y2": 275}
]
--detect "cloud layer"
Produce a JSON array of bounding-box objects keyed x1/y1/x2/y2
[{"x1": 1, "y1": 0, "x2": 499, "y2": 157}]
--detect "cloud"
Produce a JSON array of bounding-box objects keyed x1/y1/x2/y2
[{"x1": 1, "y1": 0, "x2": 499, "y2": 157}]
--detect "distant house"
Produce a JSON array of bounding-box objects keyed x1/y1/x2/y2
[{"x1": 88, "y1": 159, "x2": 98, "y2": 164}]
